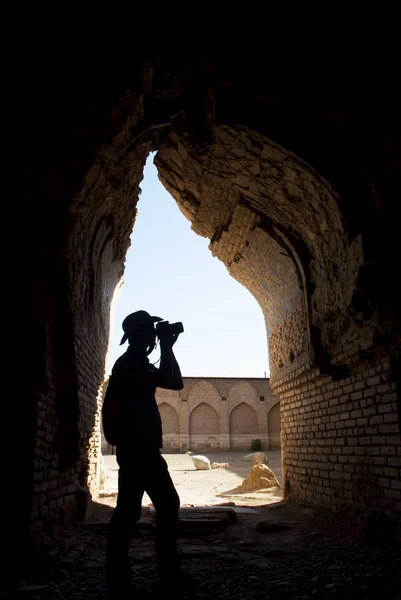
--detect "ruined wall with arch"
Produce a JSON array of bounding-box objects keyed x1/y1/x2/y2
[
  {"x1": 155, "y1": 124, "x2": 401, "y2": 514},
  {"x1": 230, "y1": 403, "x2": 258, "y2": 449},
  {"x1": 227, "y1": 380, "x2": 267, "y2": 449},
  {"x1": 189, "y1": 403, "x2": 220, "y2": 450}
]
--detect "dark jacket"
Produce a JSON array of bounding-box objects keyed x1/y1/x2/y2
[{"x1": 103, "y1": 348, "x2": 163, "y2": 449}]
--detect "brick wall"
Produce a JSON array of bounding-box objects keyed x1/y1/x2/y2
[
  {"x1": 230, "y1": 403, "x2": 259, "y2": 450},
  {"x1": 159, "y1": 402, "x2": 179, "y2": 434},
  {"x1": 190, "y1": 403, "x2": 220, "y2": 435},
  {"x1": 30, "y1": 299, "x2": 93, "y2": 535},
  {"x1": 159, "y1": 402, "x2": 180, "y2": 451},
  {"x1": 276, "y1": 359, "x2": 401, "y2": 515},
  {"x1": 30, "y1": 141, "x2": 151, "y2": 535},
  {"x1": 230, "y1": 403, "x2": 258, "y2": 434}
]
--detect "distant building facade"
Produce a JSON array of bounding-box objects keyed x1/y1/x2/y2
[
  {"x1": 101, "y1": 376, "x2": 280, "y2": 454},
  {"x1": 157, "y1": 377, "x2": 280, "y2": 452}
]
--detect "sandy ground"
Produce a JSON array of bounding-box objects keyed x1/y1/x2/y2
[{"x1": 100, "y1": 451, "x2": 283, "y2": 508}]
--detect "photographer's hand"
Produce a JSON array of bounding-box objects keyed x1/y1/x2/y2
[
  {"x1": 170, "y1": 332, "x2": 179, "y2": 347},
  {"x1": 159, "y1": 329, "x2": 179, "y2": 348}
]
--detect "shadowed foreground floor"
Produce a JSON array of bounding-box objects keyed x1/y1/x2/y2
[{"x1": 16, "y1": 500, "x2": 401, "y2": 600}]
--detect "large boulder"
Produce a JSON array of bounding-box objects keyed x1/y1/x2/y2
[
  {"x1": 244, "y1": 452, "x2": 268, "y2": 465},
  {"x1": 231, "y1": 464, "x2": 281, "y2": 493},
  {"x1": 191, "y1": 455, "x2": 211, "y2": 470}
]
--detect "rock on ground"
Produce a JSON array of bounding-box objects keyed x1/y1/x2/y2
[
  {"x1": 211, "y1": 462, "x2": 229, "y2": 469},
  {"x1": 191, "y1": 455, "x2": 211, "y2": 470},
  {"x1": 231, "y1": 464, "x2": 281, "y2": 492},
  {"x1": 244, "y1": 452, "x2": 268, "y2": 465}
]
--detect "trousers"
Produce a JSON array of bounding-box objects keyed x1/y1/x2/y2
[{"x1": 105, "y1": 446, "x2": 180, "y2": 591}]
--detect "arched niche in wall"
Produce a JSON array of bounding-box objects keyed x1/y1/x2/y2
[
  {"x1": 229, "y1": 402, "x2": 258, "y2": 435},
  {"x1": 188, "y1": 380, "x2": 221, "y2": 415},
  {"x1": 189, "y1": 402, "x2": 220, "y2": 435},
  {"x1": 159, "y1": 402, "x2": 179, "y2": 435},
  {"x1": 227, "y1": 380, "x2": 259, "y2": 413}
]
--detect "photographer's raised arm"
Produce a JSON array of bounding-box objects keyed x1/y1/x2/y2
[{"x1": 158, "y1": 339, "x2": 184, "y2": 390}]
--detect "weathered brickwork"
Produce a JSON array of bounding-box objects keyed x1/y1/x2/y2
[
  {"x1": 30, "y1": 318, "x2": 89, "y2": 535},
  {"x1": 31, "y1": 142, "x2": 151, "y2": 535},
  {"x1": 276, "y1": 359, "x2": 401, "y2": 515},
  {"x1": 154, "y1": 126, "x2": 401, "y2": 521},
  {"x1": 31, "y1": 330, "x2": 108, "y2": 536},
  {"x1": 230, "y1": 403, "x2": 258, "y2": 434},
  {"x1": 151, "y1": 377, "x2": 280, "y2": 453},
  {"x1": 230, "y1": 226, "x2": 307, "y2": 373},
  {"x1": 159, "y1": 403, "x2": 179, "y2": 434},
  {"x1": 156, "y1": 125, "x2": 365, "y2": 378}
]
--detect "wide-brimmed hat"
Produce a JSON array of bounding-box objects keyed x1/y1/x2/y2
[{"x1": 119, "y1": 310, "x2": 162, "y2": 345}]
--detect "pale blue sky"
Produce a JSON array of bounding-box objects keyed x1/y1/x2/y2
[{"x1": 108, "y1": 155, "x2": 269, "y2": 377}]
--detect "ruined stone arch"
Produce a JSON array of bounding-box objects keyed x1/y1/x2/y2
[
  {"x1": 156, "y1": 128, "x2": 361, "y2": 384},
  {"x1": 23, "y1": 34, "x2": 401, "y2": 566},
  {"x1": 229, "y1": 402, "x2": 258, "y2": 435},
  {"x1": 158, "y1": 402, "x2": 179, "y2": 435},
  {"x1": 227, "y1": 380, "x2": 259, "y2": 413}
]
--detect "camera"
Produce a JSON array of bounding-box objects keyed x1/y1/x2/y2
[{"x1": 155, "y1": 320, "x2": 184, "y2": 337}]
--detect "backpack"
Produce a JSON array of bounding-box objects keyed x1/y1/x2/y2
[{"x1": 101, "y1": 376, "x2": 120, "y2": 446}]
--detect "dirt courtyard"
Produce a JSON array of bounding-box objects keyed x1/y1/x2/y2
[{"x1": 100, "y1": 451, "x2": 283, "y2": 508}]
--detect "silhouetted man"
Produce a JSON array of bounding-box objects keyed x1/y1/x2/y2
[{"x1": 103, "y1": 310, "x2": 191, "y2": 598}]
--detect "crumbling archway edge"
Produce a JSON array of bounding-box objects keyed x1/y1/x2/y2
[
  {"x1": 68, "y1": 110, "x2": 399, "y2": 508},
  {"x1": 154, "y1": 124, "x2": 360, "y2": 385}
]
